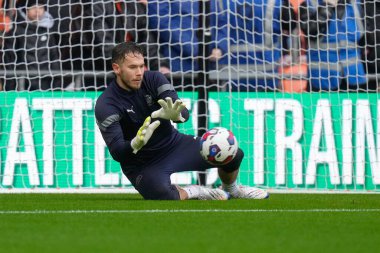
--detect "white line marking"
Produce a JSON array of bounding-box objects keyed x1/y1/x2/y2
[{"x1": 1, "y1": 209, "x2": 380, "y2": 214}]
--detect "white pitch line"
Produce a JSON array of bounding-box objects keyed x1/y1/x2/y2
[{"x1": 1, "y1": 209, "x2": 380, "y2": 214}]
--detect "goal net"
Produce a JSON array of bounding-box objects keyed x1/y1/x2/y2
[{"x1": 0, "y1": 0, "x2": 379, "y2": 193}]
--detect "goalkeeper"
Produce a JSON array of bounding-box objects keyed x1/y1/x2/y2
[{"x1": 95, "y1": 42, "x2": 269, "y2": 200}]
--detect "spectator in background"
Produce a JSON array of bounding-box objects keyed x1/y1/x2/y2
[
  {"x1": 147, "y1": 0, "x2": 221, "y2": 89},
  {"x1": 209, "y1": 0, "x2": 296, "y2": 91},
  {"x1": 2, "y1": 0, "x2": 61, "y2": 91},
  {"x1": 0, "y1": 0, "x2": 14, "y2": 91},
  {"x1": 46, "y1": 0, "x2": 77, "y2": 73},
  {"x1": 361, "y1": 0, "x2": 380, "y2": 91},
  {"x1": 72, "y1": 0, "x2": 169, "y2": 90},
  {"x1": 299, "y1": 0, "x2": 367, "y2": 91},
  {"x1": 0, "y1": 0, "x2": 13, "y2": 34}
]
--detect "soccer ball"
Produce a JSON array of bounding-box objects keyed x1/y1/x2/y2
[{"x1": 200, "y1": 127, "x2": 238, "y2": 165}]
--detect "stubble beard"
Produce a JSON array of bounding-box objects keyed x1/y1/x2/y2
[{"x1": 117, "y1": 77, "x2": 141, "y2": 91}]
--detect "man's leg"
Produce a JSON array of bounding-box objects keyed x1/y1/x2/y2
[
  {"x1": 125, "y1": 168, "x2": 229, "y2": 200},
  {"x1": 218, "y1": 148, "x2": 269, "y2": 199},
  {"x1": 122, "y1": 133, "x2": 229, "y2": 200},
  {"x1": 170, "y1": 134, "x2": 267, "y2": 200},
  {"x1": 124, "y1": 166, "x2": 181, "y2": 200},
  {"x1": 165, "y1": 134, "x2": 229, "y2": 200}
]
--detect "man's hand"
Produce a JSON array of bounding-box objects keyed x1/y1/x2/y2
[
  {"x1": 324, "y1": 0, "x2": 338, "y2": 6},
  {"x1": 159, "y1": 66, "x2": 171, "y2": 75},
  {"x1": 209, "y1": 48, "x2": 222, "y2": 62},
  {"x1": 151, "y1": 97, "x2": 186, "y2": 122},
  {"x1": 130, "y1": 117, "x2": 160, "y2": 154}
]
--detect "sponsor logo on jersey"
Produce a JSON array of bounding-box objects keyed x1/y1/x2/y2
[{"x1": 145, "y1": 95, "x2": 153, "y2": 106}]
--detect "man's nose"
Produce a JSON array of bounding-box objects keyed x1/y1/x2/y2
[{"x1": 136, "y1": 67, "x2": 143, "y2": 75}]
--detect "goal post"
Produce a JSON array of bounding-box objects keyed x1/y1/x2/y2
[{"x1": 0, "y1": 0, "x2": 380, "y2": 193}]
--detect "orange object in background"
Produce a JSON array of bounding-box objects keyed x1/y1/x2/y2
[
  {"x1": 289, "y1": 0, "x2": 304, "y2": 14},
  {"x1": 279, "y1": 0, "x2": 308, "y2": 93},
  {"x1": 279, "y1": 62, "x2": 308, "y2": 93},
  {"x1": 0, "y1": 12, "x2": 11, "y2": 32},
  {"x1": 0, "y1": 0, "x2": 12, "y2": 33}
]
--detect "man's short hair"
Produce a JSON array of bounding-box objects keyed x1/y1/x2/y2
[
  {"x1": 26, "y1": 0, "x2": 45, "y2": 8},
  {"x1": 111, "y1": 42, "x2": 145, "y2": 64}
]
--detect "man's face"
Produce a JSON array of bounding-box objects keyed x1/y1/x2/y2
[
  {"x1": 27, "y1": 5, "x2": 45, "y2": 21},
  {"x1": 112, "y1": 53, "x2": 145, "y2": 91}
]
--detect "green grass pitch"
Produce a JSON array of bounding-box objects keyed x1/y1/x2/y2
[{"x1": 1, "y1": 193, "x2": 380, "y2": 253}]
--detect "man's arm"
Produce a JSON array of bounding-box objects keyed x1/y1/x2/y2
[
  {"x1": 95, "y1": 98, "x2": 147, "y2": 163},
  {"x1": 95, "y1": 111, "x2": 133, "y2": 163}
]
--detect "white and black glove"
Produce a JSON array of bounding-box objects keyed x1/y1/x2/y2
[
  {"x1": 151, "y1": 97, "x2": 186, "y2": 122},
  {"x1": 130, "y1": 116, "x2": 160, "y2": 154}
]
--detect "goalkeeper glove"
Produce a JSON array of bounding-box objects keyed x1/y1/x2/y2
[
  {"x1": 130, "y1": 116, "x2": 160, "y2": 154},
  {"x1": 151, "y1": 97, "x2": 186, "y2": 122}
]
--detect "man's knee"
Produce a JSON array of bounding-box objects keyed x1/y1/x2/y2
[
  {"x1": 134, "y1": 175, "x2": 180, "y2": 200},
  {"x1": 218, "y1": 148, "x2": 244, "y2": 173},
  {"x1": 140, "y1": 185, "x2": 181, "y2": 200}
]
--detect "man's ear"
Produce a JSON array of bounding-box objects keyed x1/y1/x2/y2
[{"x1": 112, "y1": 63, "x2": 120, "y2": 75}]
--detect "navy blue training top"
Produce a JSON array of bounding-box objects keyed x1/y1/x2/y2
[{"x1": 95, "y1": 71, "x2": 189, "y2": 168}]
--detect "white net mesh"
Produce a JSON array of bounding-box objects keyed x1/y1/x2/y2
[{"x1": 0, "y1": 0, "x2": 379, "y2": 192}]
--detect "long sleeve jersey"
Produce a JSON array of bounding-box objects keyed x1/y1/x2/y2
[{"x1": 95, "y1": 71, "x2": 189, "y2": 169}]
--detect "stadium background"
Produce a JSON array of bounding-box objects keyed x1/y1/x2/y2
[
  {"x1": 1, "y1": 1, "x2": 380, "y2": 253},
  {"x1": 1, "y1": 0, "x2": 379, "y2": 193}
]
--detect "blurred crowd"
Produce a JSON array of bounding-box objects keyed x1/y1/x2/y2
[{"x1": 0, "y1": 0, "x2": 379, "y2": 92}]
